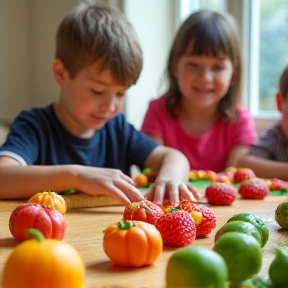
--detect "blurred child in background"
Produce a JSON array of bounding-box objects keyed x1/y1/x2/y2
[
  {"x1": 141, "y1": 10, "x2": 256, "y2": 173},
  {"x1": 239, "y1": 65, "x2": 288, "y2": 180}
]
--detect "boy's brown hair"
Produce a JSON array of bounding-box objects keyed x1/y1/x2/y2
[
  {"x1": 166, "y1": 10, "x2": 242, "y2": 122},
  {"x1": 280, "y1": 65, "x2": 288, "y2": 99},
  {"x1": 56, "y1": 2, "x2": 142, "y2": 86}
]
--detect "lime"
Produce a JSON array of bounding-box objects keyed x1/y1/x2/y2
[
  {"x1": 275, "y1": 202, "x2": 288, "y2": 229},
  {"x1": 227, "y1": 213, "x2": 269, "y2": 247},
  {"x1": 166, "y1": 246, "x2": 228, "y2": 288},
  {"x1": 269, "y1": 248, "x2": 288, "y2": 287},
  {"x1": 215, "y1": 221, "x2": 262, "y2": 247},
  {"x1": 213, "y1": 232, "x2": 262, "y2": 284}
]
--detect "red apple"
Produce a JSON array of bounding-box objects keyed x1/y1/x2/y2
[{"x1": 9, "y1": 203, "x2": 67, "y2": 242}]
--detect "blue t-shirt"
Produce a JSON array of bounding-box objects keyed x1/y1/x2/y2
[{"x1": 0, "y1": 104, "x2": 159, "y2": 175}]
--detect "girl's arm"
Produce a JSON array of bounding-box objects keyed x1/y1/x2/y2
[
  {"x1": 225, "y1": 146, "x2": 251, "y2": 168},
  {"x1": 238, "y1": 154, "x2": 288, "y2": 180},
  {"x1": 0, "y1": 156, "x2": 143, "y2": 204},
  {"x1": 143, "y1": 146, "x2": 198, "y2": 204}
]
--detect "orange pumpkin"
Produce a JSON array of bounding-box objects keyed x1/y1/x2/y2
[
  {"x1": 28, "y1": 191, "x2": 67, "y2": 215},
  {"x1": 103, "y1": 220, "x2": 163, "y2": 267},
  {"x1": 1, "y1": 229, "x2": 85, "y2": 288}
]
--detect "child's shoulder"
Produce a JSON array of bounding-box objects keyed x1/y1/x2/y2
[
  {"x1": 149, "y1": 94, "x2": 167, "y2": 107},
  {"x1": 236, "y1": 106, "x2": 253, "y2": 119}
]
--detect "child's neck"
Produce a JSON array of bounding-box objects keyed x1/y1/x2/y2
[{"x1": 179, "y1": 104, "x2": 219, "y2": 136}]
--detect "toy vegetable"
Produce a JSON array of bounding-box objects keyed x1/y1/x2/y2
[
  {"x1": 9, "y1": 203, "x2": 67, "y2": 242},
  {"x1": 28, "y1": 191, "x2": 67, "y2": 215},
  {"x1": 1, "y1": 229, "x2": 85, "y2": 288},
  {"x1": 103, "y1": 220, "x2": 163, "y2": 267}
]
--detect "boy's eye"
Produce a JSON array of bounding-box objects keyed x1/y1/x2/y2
[
  {"x1": 91, "y1": 89, "x2": 103, "y2": 95},
  {"x1": 117, "y1": 92, "x2": 125, "y2": 98}
]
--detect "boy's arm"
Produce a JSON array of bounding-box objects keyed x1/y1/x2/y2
[
  {"x1": 143, "y1": 146, "x2": 198, "y2": 204},
  {"x1": 0, "y1": 156, "x2": 143, "y2": 204},
  {"x1": 238, "y1": 154, "x2": 288, "y2": 180}
]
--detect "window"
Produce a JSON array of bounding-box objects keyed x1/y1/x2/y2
[
  {"x1": 178, "y1": 0, "x2": 288, "y2": 118},
  {"x1": 250, "y1": 0, "x2": 288, "y2": 116},
  {"x1": 179, "y1": 0, "x2": 226, "y2": 22}
]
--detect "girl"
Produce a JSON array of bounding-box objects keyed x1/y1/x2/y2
[{"x1": 141, "y1": 10, "x2": 257, "y2": 173}]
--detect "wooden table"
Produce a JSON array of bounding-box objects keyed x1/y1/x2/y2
[{"x1": 0, "y1": 196, "x2": 288, "y2": 288}]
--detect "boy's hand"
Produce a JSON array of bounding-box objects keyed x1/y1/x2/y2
[
  {"x1": 75, "y1": 166, "x2": 144, "y2": 205},
  {"x1": 145, "y1": 178, "x2": 200, "y2": 205}
]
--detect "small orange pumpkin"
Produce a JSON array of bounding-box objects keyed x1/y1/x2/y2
[
  {"x1": 28, "y1": 191, "x2": 67, "y2": 215},
  {"x1": 103, "y1": 220, "x2": 163, "y2": 267},
  {"x1": 2, "y1": 228, "x2": 85, "y2": 288}
]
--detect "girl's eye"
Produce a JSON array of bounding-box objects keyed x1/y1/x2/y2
[
  {"x1": 213, "y1": 65, "x2": 225, "y2": 71},
  {"x1": 187, "y1": 62, "x2": 198, "y2": 68}
]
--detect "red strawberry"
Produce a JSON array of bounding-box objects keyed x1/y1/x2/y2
[
  {"x1": 239, "y1": 178, "x2": 269, "y2": 199},
  {"x1": 123, "y1": 199, "x2": 163, "y2": 225},
  {"x1": 234, "y1": 168, "x2": 256, "y2": 183},
  {"x1": 178, "y1": 200, "x2": 217, "y2": 237},
  {"x1": 205, "y1": 183, "x2": 237, "y2": 205},
  {"x1": 156, "y1": 209, "x2": 196, "y2": 246},
  {"x1": 270, "y1": 178, "x2": 288, "y2": 191},
  {"x1": 196, "y1": 205, "x2": 217, "y2": 237}
]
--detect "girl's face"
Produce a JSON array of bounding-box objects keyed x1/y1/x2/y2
[{"x1": 173, "y1": 53, "x2": 234, "y2": 110}]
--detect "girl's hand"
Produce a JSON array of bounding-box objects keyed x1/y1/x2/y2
[
  {"x1": 145, "y1": 178, "x2": 200, "y2": 205},
  {"x1": 75, "y1": 166, "x2": 144, "y2": 205}
]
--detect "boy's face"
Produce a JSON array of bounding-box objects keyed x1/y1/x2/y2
[
  {"x1": 277, "y1": 92, "x2": 288, "y2": 138},
  {"x1": 54, "y1": 60, "x2": 128, "y2": 137}
]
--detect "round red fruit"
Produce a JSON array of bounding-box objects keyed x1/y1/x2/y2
[{"x1": 205, "y1": 183, "x2": 237, "y2": 205}]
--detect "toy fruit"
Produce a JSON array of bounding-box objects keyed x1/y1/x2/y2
[
  {"x1": 269, "y1": 248, "x2": 288, "y2": 287},
  {"x1": 213, "y1": 232, "x2": 262, "y2": 284},
  {"x1": 142, "y1": 167, "x2": 155, "y2": 183},
  {"x1": 205, "y1": 183, "x2": 237, "y2": 205},
  {"x1": 215, "y1": 221, "x2": 262, "y2": 247},
  {"x1": 239, "y1": 178, "x2": 269, "y2": 199},
  {"x1": 234, "y1": 168, "x2": 256, "y2": 183},
  {"x1": 275, "y1": 202, "x2": 288, "y2": 229},
  {"x1": 166, "y1": 246, "x2": 228, "y2": 288},
  {"x1": 1, "y1": 228, "x2": 85, "y2": 288},
  {"x1": 134, "y1": 174, "x2": 148, "y2": 187},
  {"x1": 227, "y1": 213, "x2": 269, "y2": 247},
  {"x1": 269, "y1": 178, "x2": 288, "y2": 191},
  {"x1": 123, "y1": 199, "x2": 164, "y2": 225},
  {"x1": 28, "y1": 191, "x2": 67, "y2": 215},
  {"x1": 156, "y1": 209, "x2": 196, "y2": 246},
  {"x1": 103, "y1": 220, "x2": 162, "y2": 267},
  {"x1": 179, "y1": 200, "x2": 217, "y2": 237},
  {"x1": 9, "y1": 203, "x2": 67, "y2": 242}
]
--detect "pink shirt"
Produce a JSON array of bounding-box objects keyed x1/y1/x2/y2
[{"x1": 141, "y1": 95, "x2": 257, "y2": 172}]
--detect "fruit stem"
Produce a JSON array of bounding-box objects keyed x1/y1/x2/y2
[
  {"x1": 118, "y1": 219, "x2": 135, "y2": 230},
  {"x1": 26, "y1": 228, "x2": 45, "y2": 242}
]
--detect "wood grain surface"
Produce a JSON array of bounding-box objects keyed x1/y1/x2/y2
[{"x1": 0, "y1": 196, "x2": 288, "y2": 288}]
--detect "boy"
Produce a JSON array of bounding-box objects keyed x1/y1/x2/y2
[
  {"x1": 239, "y1": 65, "x2": 288, "y2": 180},
  {"x1": 0, "y1": 3, "x2": 195, "y2": 205}
]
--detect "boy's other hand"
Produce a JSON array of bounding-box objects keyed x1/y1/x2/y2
[
  {"x1": 145, "y1": 179, "x2": 199, "y2": 205},
  {"x1": 75, "y1": 166, "x2": 144, "y2": 205}
]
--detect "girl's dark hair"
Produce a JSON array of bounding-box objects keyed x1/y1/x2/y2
[
  {"x1": 166, "y1": 10, "x2": 242, "y2": 121},
  {"x1": 56, "y1": 3, "x2": 142, "y2": 86},
  {"x1": 280, "y1": 65, "x2": 288, "y2": 99}
]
